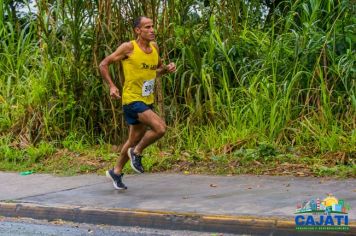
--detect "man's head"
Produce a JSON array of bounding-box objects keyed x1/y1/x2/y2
[{"x1": 133, "y1": 16, "x2": 155, "y2": 41}]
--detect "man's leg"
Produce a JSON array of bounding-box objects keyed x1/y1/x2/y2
[
  {"x1": 114, "y1": 123, "x2": 146, "y2": 174},
  {"x1": 133, "y1": 109, "x2": 166, "y2": 155},
  {"x1": 106, "y1": 124, "x2": 146, "y2": 189}
]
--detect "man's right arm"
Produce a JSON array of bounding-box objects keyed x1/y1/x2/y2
[{"x1": 99, "y1": 42, "x2": 133, "y2": 99}]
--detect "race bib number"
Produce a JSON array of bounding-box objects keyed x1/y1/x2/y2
[{"x1": 142, "y1": 79, "x2": 155, "y2": 97}]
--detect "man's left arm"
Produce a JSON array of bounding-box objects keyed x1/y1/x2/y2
[{"x1": 152, "y1": 42, "x2": 176, "y2": 77}]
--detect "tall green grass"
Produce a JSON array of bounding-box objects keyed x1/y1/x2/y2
[{"x1": 163, "y1": 0, "x2": 355, "y2": 155}]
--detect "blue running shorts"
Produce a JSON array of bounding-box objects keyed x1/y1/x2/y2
[{"x1": 123, "y1": 101, "x2": 154, "y2": 125}]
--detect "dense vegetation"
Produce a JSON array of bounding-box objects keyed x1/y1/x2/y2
[{"x1": 0, "y1": 0, "x2": 355, "y2": 177}]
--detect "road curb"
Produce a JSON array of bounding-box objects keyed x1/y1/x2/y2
[{"x1": 0, "y1": 202, "x2": 355, "y2": 235}]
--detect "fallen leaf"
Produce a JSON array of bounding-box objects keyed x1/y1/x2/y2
[
  {"x1": 158, "y1": 151, "x2": 165, "y2": 157},
  {"x1": 52, "y1": 219, "x2": 65, "y2": 225},
  {"x1": 210, "y1": 184, "x2": 217, "y2": 187},
  {"x1": 253, "y1": 160, "x2": 262, "y2": 166},
  {"x1": 184, "y1": 171, "x2": 190, "y2": 175},
  {"x1": 182, "y1": 151, "x2": 191, "y2": 157},
  {"x1": 111, "y1": 145, "x2": 120, "y2": 152}
]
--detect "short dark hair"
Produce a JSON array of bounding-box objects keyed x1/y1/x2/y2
[{"x1": 133, "y1": 16, "x2": 146, "y2": 29}]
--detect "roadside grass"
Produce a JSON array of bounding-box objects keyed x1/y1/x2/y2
[{"x1": 0, "y1": 129, "x2": 354, "y2": 178}]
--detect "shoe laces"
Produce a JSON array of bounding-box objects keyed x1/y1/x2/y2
[
  {"x1": 136, "y1": 155, "x2": 143, "y2": 163},
  {"x1": 113, "y1": 172, "x2": 123, "y2": 181}
]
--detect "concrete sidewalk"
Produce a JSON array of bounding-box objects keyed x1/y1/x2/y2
[{"x1": 0, "y1": 171, "x2": 355, "y2": 235}]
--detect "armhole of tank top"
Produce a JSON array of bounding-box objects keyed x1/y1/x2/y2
[
  {"x1": 124, "y1": 40, "x2": 135, "y2": 59},
  {"x1": 130, "y1": 40, "x2": 137, "y2": 51},
  {"x1": 150, "y1": 42, "x2": 158, "y2": 55}
]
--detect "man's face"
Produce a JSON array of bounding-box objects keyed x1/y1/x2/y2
[{"x1": 135, "y1": 17, "x2": 155, "y2": 41}]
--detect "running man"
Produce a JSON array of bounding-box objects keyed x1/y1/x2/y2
[{"x1": 99, "y1": 16, "x2": 176, "y2": 189}]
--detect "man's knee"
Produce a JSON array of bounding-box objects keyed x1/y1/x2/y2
[{"x1": 155, "y1": 122, "x2": 167, "y2": 137}]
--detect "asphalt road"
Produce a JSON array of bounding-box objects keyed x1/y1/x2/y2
[{"x1": 0, "y1": 217, "x2": 242, "y2": 236}]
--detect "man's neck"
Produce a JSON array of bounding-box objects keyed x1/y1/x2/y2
[{"x1": 136, "y1": 38, "x2": 150, "y2": 48}]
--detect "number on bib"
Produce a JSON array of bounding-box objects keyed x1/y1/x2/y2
[{"x1": 142, "y1": 79, "x2": 155, "y2": 97}]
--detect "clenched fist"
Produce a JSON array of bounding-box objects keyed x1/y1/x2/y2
[
  {"x1": 165, "y1": 62, "x2": 176, "y2": 73},
  {"x1": 110, "y1": 86, "x2": 121, "y2": 99}
]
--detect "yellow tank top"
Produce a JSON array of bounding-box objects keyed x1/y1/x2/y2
[{"x1": 122, "y1": 40, "x2": 159, "y2": 105}]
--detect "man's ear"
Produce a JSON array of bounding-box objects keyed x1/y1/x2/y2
[{"x1": 134, "y1": 27, "x2": 140, "y2": 35}]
